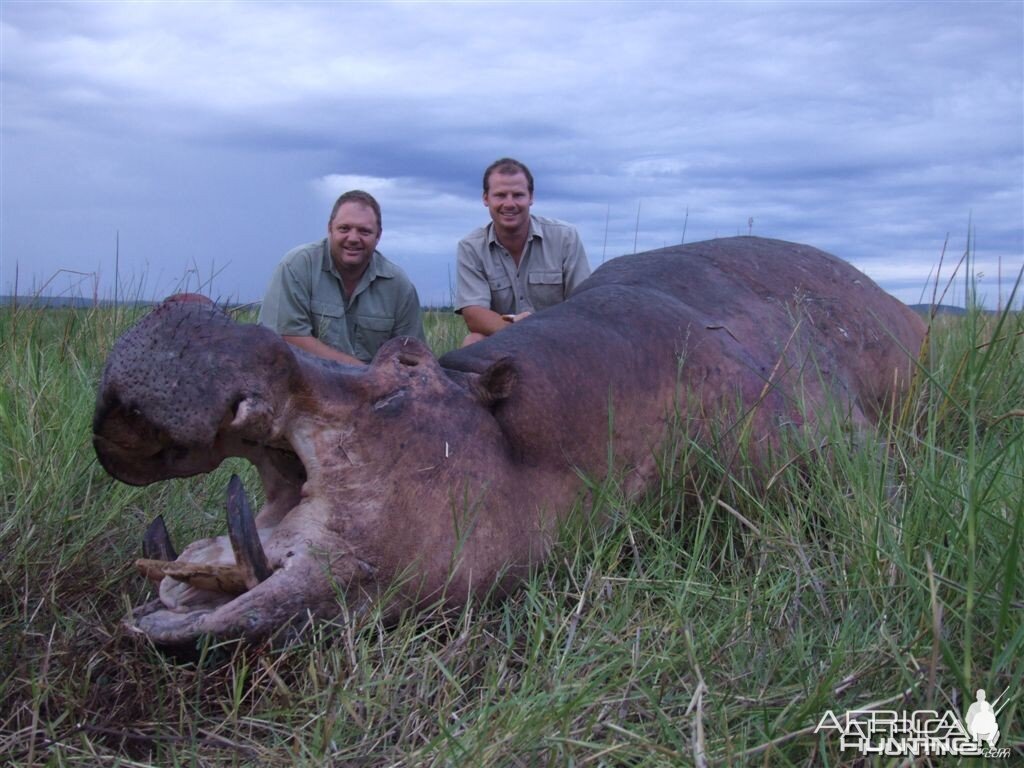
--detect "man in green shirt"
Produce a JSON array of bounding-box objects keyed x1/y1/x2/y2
[{"x1": 259, "y1": 190, "x2": 425, "y2": 365}]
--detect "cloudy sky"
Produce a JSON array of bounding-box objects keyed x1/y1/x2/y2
[{"x1": 2, "y1": 1, "x2": 1022, "y2": 309}]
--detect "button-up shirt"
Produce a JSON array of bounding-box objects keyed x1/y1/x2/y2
[
  {"x1": 259, "y1": 238, "x2": 424, "y2": 363},
  {"x1": 454, "y1": 215, "x2": 591, "y2": 316}
]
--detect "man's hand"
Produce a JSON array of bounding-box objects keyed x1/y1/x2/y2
[
  {"x1": 462, "y1": 306, "x2": 512, "y2": 337},
  {"x1": 500, "y1": 312, "x2": 532, "y2": 324},
  {"x1": 460, "y1": 306, "x2": 533, "y2": 347}
]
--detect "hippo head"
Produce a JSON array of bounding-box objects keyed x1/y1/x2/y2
[
  {"x1": 93, "y1": 296, "x2": 518, "y2": 645},
  {"x1": 94, "y1": 295, "x2": 302, "y2": 484}
]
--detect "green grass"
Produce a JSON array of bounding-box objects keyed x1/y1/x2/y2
[{"x1": 0, "y1": 301, "x2": 1021, "y2": 766}]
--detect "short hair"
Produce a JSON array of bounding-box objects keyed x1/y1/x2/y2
[
  {"x1": 483, "y1": 158, "x2": 534, "y2": 195},
  {"x1": 329, "y1": 190, "x2": 382, "y2": 232}
]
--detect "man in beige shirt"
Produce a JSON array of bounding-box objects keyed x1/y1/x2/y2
[
  {"x1": 455, "y1": 158, "x2": 591, "y2": 346},
  {"x1": 259, "y1": 190, "x2": 424, "y2": 364}
]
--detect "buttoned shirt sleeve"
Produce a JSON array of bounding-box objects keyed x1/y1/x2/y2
[
  {"x1": 454, "y1": 234, "x2": 493, "y2": 313},
  {"x1": 258, "y1": 250, "x2": 316, "y2": 336}
]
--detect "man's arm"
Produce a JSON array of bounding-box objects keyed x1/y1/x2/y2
[
  {"x1": 454, "y1": 238, "x2": 528, "y2": 336},
  {"x1": 461, "y1": 305, "x2": 516, "y2": 337},
  {"x1": 563, "y1": 228, "x2": 592, "y2": 296},
  {"x1": 282, "y1": 335, "x2": 364, "y2": 365},
  {"x1": 393, "y1": 283, "x2": 426, "y2": 342}
]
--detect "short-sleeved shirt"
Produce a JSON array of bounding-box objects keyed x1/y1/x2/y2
[
  {"x1": 454, "y1": 215, "x2": 591, "y2": 316},
  {"x1": 259, "y1": 238, "x2": 425, "y2": 363}
]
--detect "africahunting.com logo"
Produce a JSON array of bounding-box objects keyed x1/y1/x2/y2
[{"x1": 814, "y1": 688, "x2": 1013, "y2": 758}]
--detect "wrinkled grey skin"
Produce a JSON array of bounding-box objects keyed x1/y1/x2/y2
[{"x1": 93, "y1": 237, "x2": 925, "y2": 644}]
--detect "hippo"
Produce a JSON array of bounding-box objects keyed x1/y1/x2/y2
[{"x1": 93, "y1": 236, "x2": 925, "y2": 644}]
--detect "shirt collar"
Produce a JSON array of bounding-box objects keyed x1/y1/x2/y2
[
  {"x1": 320, "y1": 239, "x2": 394, "y2": 282},
  {"x1": 486, "y1": 215, "x2": 541, "y2": 247}
]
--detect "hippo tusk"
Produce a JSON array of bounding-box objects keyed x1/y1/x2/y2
[
  {"x1": 135, "y1": 558, "x2": 250, "y2": 594},
  {"x1": 226, "y1": 474, "x2": 273, "y2": 589},
  {"x1": 141, "y1": 514, "x2": 178, "y2": 562},
  {"x1": 132, "y1": 477, "x2": 273, "y2": 594}
]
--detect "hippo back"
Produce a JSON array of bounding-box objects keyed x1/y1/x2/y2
[{"x1": 441, "y1": 236, "x2": 924, "y2": 479}]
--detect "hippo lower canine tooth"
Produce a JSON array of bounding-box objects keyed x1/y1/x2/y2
[
  {"x1": 226, "y1": 474, "x2": 273, "y2": 588},
  {"x1": 141, "y1": 514, "x2": 178, "y2": 562}
]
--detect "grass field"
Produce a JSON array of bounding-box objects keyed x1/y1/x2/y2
[{"x1": 0, "y1": 298, "x2": 1021, "y2": 766}]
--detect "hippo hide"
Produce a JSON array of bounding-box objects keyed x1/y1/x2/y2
[{"x1": 93, "y1": 237, "x2": 925, "y2": 644}]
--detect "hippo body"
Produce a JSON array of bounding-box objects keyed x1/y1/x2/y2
[{"x1": 93, "y1": 237, "x2": 925, "y2": 643}]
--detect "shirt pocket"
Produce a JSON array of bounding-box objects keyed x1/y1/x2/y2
[
  {"x1": 527, "y1": 270, "x2": 564, "y2": 311},
  {"x1": 309, "y1": 300, "x2": 346, "y2": 347},
  {"x1": 487, "y1": 274, "x2": 515, "y2": 314},
  {"x1": 354, "y1": 314, "x2": 396, "y2": 358}
]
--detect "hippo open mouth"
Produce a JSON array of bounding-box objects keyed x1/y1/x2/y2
[
  {"x1": 123, "y1": 434, "x2": 309, "y2": 618},
  {"x1": 94, "y1": 238, "x2": 926, "y2": 646},
  {"x1": 97, "y1": 412, "x2": 305, "y2": 610},
  {"x1": 135, "y1": 476, "x2": 272, "y2": 600}
]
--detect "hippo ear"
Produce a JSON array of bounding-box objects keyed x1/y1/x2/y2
[{"x1": 474, "y1": 357, "x2": 517, "y2": 405}]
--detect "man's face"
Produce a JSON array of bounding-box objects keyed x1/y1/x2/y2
[
  {"x1": 328, "y1": 202, "x2": 381, "y2": 274},
  {"x1": 483, "y1": 172, "x2": 533, "y2": 234}
]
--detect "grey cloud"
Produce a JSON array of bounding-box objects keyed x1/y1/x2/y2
[{"x1": 1, "y1": 1, "x2": 1020, "y2": 309}]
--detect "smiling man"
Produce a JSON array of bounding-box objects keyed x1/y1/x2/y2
[
  {"x1": 455, "y1": 158, "x2": 591, "y2": 346},
  {"x1": 259, "y1": 190, "x2": 424, "y2": 365}
]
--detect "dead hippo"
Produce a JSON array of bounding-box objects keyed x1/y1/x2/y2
[{"x1": 93, "y1": 236, "x2": 925, "y2": 644}]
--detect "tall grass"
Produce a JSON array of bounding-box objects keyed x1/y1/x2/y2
[{"x1": 0, "y1": 297, "x2": 1020, "y2": 766}]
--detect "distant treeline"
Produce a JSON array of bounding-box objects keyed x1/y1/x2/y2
[
  {"x1": 907, "y1": 304, "x2": 1003, "y2": 317},
  {"x1": 0, "y1": 296, "x2": 158, "y2": 310},
  {"x1": 0, "y1": 295, "x2": 455, "y2": 313},
  {"x1": 1, "y1": 295, "x2": 1010, "y2": 317}
]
